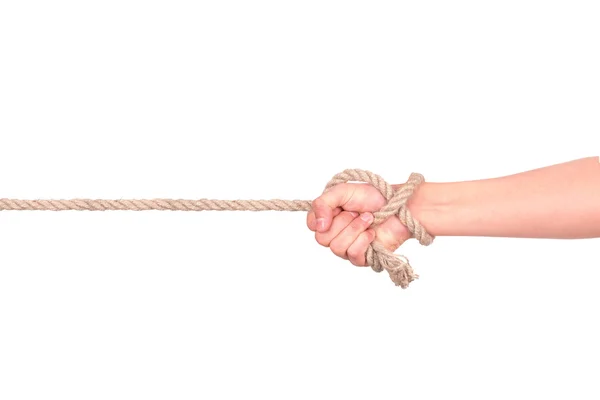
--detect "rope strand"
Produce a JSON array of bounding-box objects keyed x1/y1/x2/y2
[{"x1": 0, "y1": 198, "x2": 313, "y2": 212}]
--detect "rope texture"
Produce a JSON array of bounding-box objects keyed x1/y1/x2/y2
[{"x1": 0, "y1": 169, "x2": 433, "y2": 288}]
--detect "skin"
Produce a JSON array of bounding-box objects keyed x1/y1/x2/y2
[{"x1": 306, "y1": 156, "x2": 600, "y2": 267}]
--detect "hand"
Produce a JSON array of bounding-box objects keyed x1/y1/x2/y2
[{"x1": 306, "y1": 183, "x2": 411, "y2": 266}]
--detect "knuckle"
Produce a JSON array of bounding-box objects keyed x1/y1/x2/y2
[
  {"x1": 349, "y1": 258, "x2": 364, "y2": 267},
  {"x1": 348, "y1": 252, "x2": 366, "y2": 266},
  {"x1": 366, "y1": 230, "x2": 376, "y2": 243},
  {"x1": 329, "y1": 241, "x2": 347, "y2": 258},
  {"x1": 347, "y1": 234, "x2": 370, "y2": 266},
  {"x1": 339, "y1": 210, "x2": 354, "y2": 218},
  {"x1": 352, "y1": 216, "x2": 369, "y2": 230},
  {"x1": 348, "y1": 252, "x2": 362, "y2": 267},
  {"x1": 311, "y1": 196, "x2": 323, "y2": 206},
  {"x1": 347, "y1": 246, "x2": 362, "y2": 260},
  {"x1": 315, "y1": 233, "x2": 329, "y2": 247},
  {"x1": 311, "y1": 197, "x2": 324, "y2": 212},
  {"x1": 343, "y1": 216, "x2": 368, "y2": 235},
  {"x1": 338, "y1": 211, "x2": 358, "y2": 224}
]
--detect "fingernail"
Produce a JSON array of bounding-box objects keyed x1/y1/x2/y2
[
  {"x1": 349, "y1": 211, "x2": 359, "y2": 218},
  {"x1": 316, "y1": 218, "x2": 326, "y2": 231},
  {"x1": 360, "y1": 212, "x2": 373, "y2": 224}
]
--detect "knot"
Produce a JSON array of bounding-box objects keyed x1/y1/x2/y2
[{"x1": 323, "y1": 169, "x2": 434, "y2": 288}]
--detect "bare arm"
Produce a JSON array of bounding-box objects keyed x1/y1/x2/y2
[{"x1": 409, "y1": 156, "x2": 600, "y2": 239}]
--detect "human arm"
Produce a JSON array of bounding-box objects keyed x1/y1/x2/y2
[
  {"x1": 306, "y1": 156, "x2": 600, "y2": 265},
  {"x1": 410, "y1": 156, "x2": 600, "y2": 239}
]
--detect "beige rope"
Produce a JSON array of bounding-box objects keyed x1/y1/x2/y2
[{"x1": 0, "y1": 169, "x2": 433, "y2": 288}]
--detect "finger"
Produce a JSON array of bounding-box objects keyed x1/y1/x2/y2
[
  {"x1": 347, "y1": 228, "x2": 376, "y2": 266},
  {"x1": 311, "y1": 185, "x2": 353, "y2": 233},
  {"x1": 307, "y1": 207, "x2": 342, "y2": 231},
  {"x1": 315, "y1": 211, "x2": 358, "y2": 247},
  {"x1": 329, "y1": 212, "x2": 374, "y2": 260}
]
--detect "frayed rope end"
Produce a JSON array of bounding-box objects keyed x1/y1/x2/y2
[{"x1": 366, "y1": 242, "x2": 419, "y2": 288}]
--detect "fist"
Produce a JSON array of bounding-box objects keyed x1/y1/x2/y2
[{"x1": 306, "y1": 183, "x2": 411, "y2": 266}]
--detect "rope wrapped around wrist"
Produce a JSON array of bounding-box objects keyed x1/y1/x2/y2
[{"x1": 322, "y1": 169, "x2": 434, "y2": 288}]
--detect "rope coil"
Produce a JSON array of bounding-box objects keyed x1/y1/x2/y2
[{"x1": 0, "y1": 169, "x2": 433, "y2": 288}]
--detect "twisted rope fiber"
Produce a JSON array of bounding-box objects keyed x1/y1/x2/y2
[{"x1": 0, "y1": 169, "x2": 433, "y2": 288}]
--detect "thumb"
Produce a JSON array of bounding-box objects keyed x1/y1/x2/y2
[{"x1": 311, "y1": 185, "x2": 348, "y2": 233}]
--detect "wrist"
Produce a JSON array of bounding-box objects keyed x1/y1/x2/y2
[{"x1": 393, "y1": 181, "x2": 460, "y2": 238}]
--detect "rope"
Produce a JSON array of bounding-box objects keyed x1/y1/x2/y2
[{"x1": 0, "y1": 169, "x2": 433, "y2": 288}]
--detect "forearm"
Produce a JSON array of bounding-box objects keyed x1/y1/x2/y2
[{"x1": 407, "y1": 156, "x2": 600, "y2": 239}]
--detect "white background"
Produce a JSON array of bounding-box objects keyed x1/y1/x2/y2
[{"x1": 1, "y1": 1, "x2": 599, "y2": 399}]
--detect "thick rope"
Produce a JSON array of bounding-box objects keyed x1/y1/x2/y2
[{"x1": 0, "y1": 169, "x2": 433, "y2": 288}]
